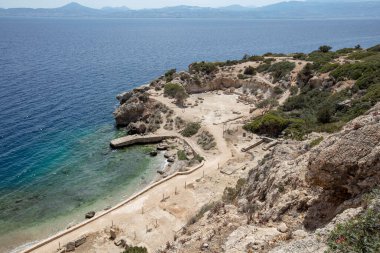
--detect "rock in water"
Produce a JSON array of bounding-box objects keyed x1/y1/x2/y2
[
  {"x1": 150, "y1": 150, "x2": 158, "y2": 157},
  {"x1": 85, "y1": 211, "x2": 95, "y2": 219}
]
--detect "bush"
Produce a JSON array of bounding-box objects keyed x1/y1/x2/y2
[
  {"x1": 317, "y1": 104, "x2": 333, "y2": 123},
  {"x1": 256, "y1": 63, "x2": 271, "y2": 73},
  {"x1": 273, "y1": 86, "x2": 284, "y2": 95},
  {"x1": 244, "y1": 66, "x2": 256, "y2": 75},
  {"x1": 222, "y1": 178, "x2": 246, "y2": 203},
  {"x1": 237, "y1": 73, "x2": 249, "y2": 80},
  {"x1": 256, "y1": 98, "x2": 279, "y2": 109},
  {"x1": 177, "y1": 150, "x2": 188, "y2": 160},
  {"x1": 310, "y1": 136, "x2": 324, "y2": 148},
  {"x1": 267, "y1": 61, "x2": 296, "y2": 82},
  {"x1": 290, "y1": 86, "x2": 299, "y2": 96},
  {"x1": 123, "y1": 246, "x2": 148, "y2": 253},
  {"x1": 347, "y1": 51, "x2": 376, "y2": 60},
  {"x1": 307, "y1": 51, "x2": 338, "y2": 70},
  {"x1": 164, "y1": 68, "x2": 176, "y2": 82},
  {"x1": 368, "y1": 44, "x2": 380, "y2": 52},
  {"x1": 319, "y1": 45, "x2": 332, "y2": 53},
  {"x1": 181, "y1": 122, "x2": 201, "y2": 137},
  {"x1": 164, "y1": 83, "x2": 189, "y2": 105},
  {"x1": 189, "y1": 61, "x2": 219, "y2": 74},
  {"x1": 320, "y1": 63, "x2": 340, "y2": 73},
  {"x1": 243, "y1": 111, "x2": 291, "y2": 137},
  {"x1": 293, "y1": 53, "x2": 307, "y2": 60},
  {"x1": 188, "y1": 201, "x2": 222, "y2": 225},
  {"x1": 327, "y1": 207, "x2": 380, "y2": 253}
]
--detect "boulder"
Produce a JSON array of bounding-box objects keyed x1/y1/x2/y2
[
  {"x1": 277, "y1": 222, "x2": 288, "y2": 233},
  {"x1": 75, "y1": 236, "x2": 86, "y2": 247},
  {"x1": 85, "y1": 211, "x2": 95, "y2": 219},
  {"x1": 65, "y1": 242, "x2": 75, "y2": 252},
  {"x1": 150, "y1": 150, "x2": 158, "y2": 157}
]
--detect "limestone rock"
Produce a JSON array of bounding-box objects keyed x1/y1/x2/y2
[
  {"x1": 74, "y1": 236, "x2": 86, "y2": 247},
  {"x1": 85, "y1": 211, "x2": 95, "y2": 219},
  {"x1": 277, "y1": 222, "x2": 288, "y2": 233},
  {"x1": 306, "y1": 103, "x2": 380, "y2": 196},
  {"x1": 65, "y1": 242, "x2": 75, "y2": 252}
]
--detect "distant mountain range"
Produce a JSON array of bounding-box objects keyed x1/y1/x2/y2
[{"x1": 1, "y1": 1, "x2": 380, "y2": 19}]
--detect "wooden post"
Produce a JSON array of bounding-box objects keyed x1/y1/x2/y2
[
  {"x1": 134, "y1": 232, "x2": 136, "y2": 240},
  {"x1": 185, "y1": 181, "x2": 187, "y2": 189},
  {"x1": 112, "y1": 220, "x2": 113, "y2": 227},
  {"x1": 162, "y1": 193, "x2": 165, "y2": 200},
  {"x1": 142, "y1": 207, "x2": 144, "y2": 214},
  {"x1": 156, "y1": 219, "x2": 158, "y2": 228},
  {"x1": 175, "y1": 187, "x2": 177, "y2": 195},
  {"x1": 59, "y1": 242, "x2": 60, "y2": 250},
  {"x1": 218, "y1": 163, "x2": 220, "y2": 170}
]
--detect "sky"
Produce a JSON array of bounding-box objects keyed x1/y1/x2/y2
[{"x1": 0, "y1": 0, "x2": 285, "y2": 9}]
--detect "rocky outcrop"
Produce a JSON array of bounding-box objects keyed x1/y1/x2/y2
[
  {"x1": 242, "y1": 140, "x2": 315, "y2": 226},
  {"x1": 304, "y1": 103, "x2": 380, "y2": 229},
  {"x1": 113, "y1": 88, "x2": 170, "y2": 133}
]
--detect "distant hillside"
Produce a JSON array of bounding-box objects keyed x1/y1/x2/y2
[{"x1": 1, "y1": 1, "x2": 380, "y2": 19}]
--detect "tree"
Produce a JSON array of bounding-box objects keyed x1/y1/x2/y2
[{"x1": 319, "y1": 45, "x2": 332, "y2": 53}]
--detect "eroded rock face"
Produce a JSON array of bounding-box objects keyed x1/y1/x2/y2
[
  {"x1": 306, "y1": 103, "x2": 380, "y2": 196},
  {"x1": 304, "y1": 103, "x2": 380, "y2": 229}
]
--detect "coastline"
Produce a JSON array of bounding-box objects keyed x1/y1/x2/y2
[{"x1": 2, "y1": 141, "x2": 167, "y2": 253}]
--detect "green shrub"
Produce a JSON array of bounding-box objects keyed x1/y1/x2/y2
[
  {"x1": 164, "y1": 83, "x2": 184, "y2": 97},
  {"x1": 256, "y1": 98, "x2": 279, "y2": 109},
  {"x1": 188, "y1": 201, "x2": 221, "y2": 225},
  {"x1": 310, "y1": 136, "x2": 324, "y2": 148},
  {"x1": 336, "y1": 47, "x2": 356, "y2": 54},
  {"x1": 244, "y1": 66, "x2": 256, "y2": 75},
  {"x1": 243, "y1": 55, "x2": 265, "y2": 62},
  {"x1": 164, "y1": 83, "x2": 189, "y2": 105},
  {"x1": 273, "y1": 86, "x2": 284, "y2": 95},
  {"x1": 317, "y1": 104, "x2": 333, "y2": 123},
  {"x1": 320, "y1": 63, "x2": 340, "y2": 73},
  {"x1": 243, "y1": 111, "x2": 291, "y2": 137},
  {"x1": 189, "y1": 61, "x2": 219, "y2": 74},
  {"x1": 177, "y1": 150, "x2": 188, "y2": 160},
  {"x1": 307, "y1": 51, "x2": 338, "y2": 70},
  {"x1": 293, "y1": 53, "x2": 307, "y2": 60},
  {"x1": 237, "y1": 73, "x2": 249, "y2": 80},
  {"x1": 123, "y1": 246, "x2": 148, "y2": 253},
  {"x1": 327, "y1": 207, "x2": 380, "y2": 253},
  {"x1": 267, "y1": 61, "x2": 296, "y2": 82},
  {"x1": 347, "y1": 51, "x2": 376, "y2": 60},
  {"x1": 164, "y1": 68, "x2": 176, "y2": 82},
  {"x1": 290, "y1": 86, "x2": 299, "y2": 96},
  {"x1": 297, "y1": 63, "x2": 314, "y2": 86},
  {"x1": 256, "y1": 63, "x2": 271, "y2": 73},
  {"x1": 222, "y1": 178, "x2": 246, "y2": 203},
  {"x1": 181, "y1": 122, "x2": 201, "y2": 137},
  {"x1": 368, "y1": 44, "x2": 380, "y2": 52}
]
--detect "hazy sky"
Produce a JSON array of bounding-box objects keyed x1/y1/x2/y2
[{"x1": 0, "y1": 0, "x2": 285, "y2": 9}]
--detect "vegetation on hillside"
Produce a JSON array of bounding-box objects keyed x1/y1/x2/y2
[{"x1": 244, "y1": 44, "x2": 380, "y2": 140}]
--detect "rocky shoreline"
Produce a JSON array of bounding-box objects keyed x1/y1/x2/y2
[{"x1": 23, "y1": 44, "x2": 380, "y2": 253}]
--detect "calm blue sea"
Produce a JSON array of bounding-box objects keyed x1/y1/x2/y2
[{"x1": 0, "y1": 17, "x2": 380, "y2": 252}]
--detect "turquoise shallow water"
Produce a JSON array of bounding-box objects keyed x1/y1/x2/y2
[{"x1": 1, "y1": 17, "x2": 380, "y2": 252}]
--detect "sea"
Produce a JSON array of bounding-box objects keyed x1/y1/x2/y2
[{"x1": 0, "y1": 17, "x2": 380, "y2": 252}]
